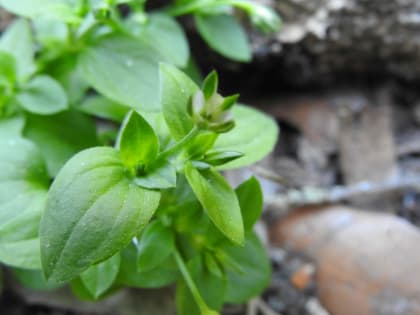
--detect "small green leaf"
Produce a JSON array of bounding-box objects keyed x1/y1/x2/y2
[
  {"x1": 78, "y1": 95, "x2": 129, "y2": 122},
  {"x1": 0, "y1": 238, "x2": 41, "y2": 269},
  {"x1": 80, "y1": 253, "x2": 121, "y2": 299},
  {"x1": 186, "y1": 131, "x2": 218, "y2": 159},
  {"x1": 204, "y1": 150, "x2": 243, "y2": 167},
  {"x1": 137, "y1": 220, "x2": 174, "y2": 272},
  {"x1": 79, "y1": 35, "x2": 163, "y2": 112},
  {"x1": 0, "y1": 19, "x2": 35, "y2": 80},
  {"x1": 17, "y1": 75, "x2": 68, "y2": 115},
  {"x1": 40, "y1": 147, "x2": 161, "y2": 283},
  {"x1": 185, "y1": 163, "x2": 244, "y2": 245},
  {"x1": 160, "y1": 63, "x2": 198, "y2": 140},
  {"x1": 202, "y1": 71, "x2": 218, "y2": 100},
  {"x1": 222, "y1": 232, "x2": 271, "y2": 303},
  {"x1": 135, "y1": 160, "x2": 177, "y2": 189},
  {"x1": 127, "y1": 13, "x2": 189, "y2": 67},
  {"x1": 23, "y1": 110, "x2": 98, "y2": 176},
  {"x1": 0, "y1": 51, "x2": 16, "y2": 83},
  {"x1": 176, "y1": 256, "x2": 226, "y2": 315},
  {"x1": 235, "y1": 177, "x2": 263, "y2": 231},
  {"x1": 195, "y1": 14, "x2": 251, "y2": 62},
  {"x1": 117, "y1": 242, "x2": 178, "y2": 288},
  {"x1": 215, "y1": 105, "x2": 278, "y2": 169},
  {"x1": 117, "y1": 110, "x2": 159, "y2": 169}
]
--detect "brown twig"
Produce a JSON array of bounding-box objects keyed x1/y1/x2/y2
[{"x1": 264, "y1": 176, "x2": 420, "y2": 214}]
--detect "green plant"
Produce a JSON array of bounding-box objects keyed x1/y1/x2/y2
[{"x1": 0, "y1": 1, "x2": 279, "y2": 314}]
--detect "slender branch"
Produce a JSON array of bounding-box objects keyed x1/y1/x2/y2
[{"x1": 173, "y1": 250, "x2": 217, "y2": 315}]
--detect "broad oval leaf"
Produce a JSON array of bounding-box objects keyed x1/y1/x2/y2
[
  {"x1": 215, "y1": 105, "x2": 278, "y2": 169},
  {"x1": 17, "y1": 75, "x2": 68, "y2": 115},
  {"x1": 79, "y1": 35, "x2": 163, "y2": 112},
  {"x1": 117, "y1": 110, "x2": 159, "y2": 169},
  {"x1": 0, "y1": 19, "x2": 35, "y2": 80},
  {"x1": 78, "y1": 95, "x2": 129, "y2": 122},
  {"x1": 128, "y1": 13, "x2": 189, "y2": 67},
  {"x1": 223, "y1": 232, "x2": 271, "y2": 303},
  {"x1": 0, "y1": 137, "x2": 48, "y2": 242},
  {"x1": 195, "y1": 14, "x2": 251, "y2": 62},
  {"x1": 160, "y1": 64, "x2": 198, "y2": 140},
  {"x1": 40, "y1": 147, "x2": 161, "y2": 283},
  {"x1": 185, "y1": 163, "x2": 244, "y2": 245},
  {"x1": 80, "y1": 253, "x2": 121, "y2": 299},
  {"x1": 0, "y1": 238, "x2": 41, "y2": 269},
  {"x1": 23, "y1": 110, "x2": 98, "y2": 176},
  {"x1": 137, "y1": 220, "x2": 174, "y2": 272}
]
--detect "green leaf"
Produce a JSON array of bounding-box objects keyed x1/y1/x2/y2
[
  {"x1": 202, "y1": 71, "x2": 218, "y2": 100},
  {"x1": 0, "y1": 238, "x2": 41, "y2": 269},
  {"x1": 13, "y1": 268, "x2": 63, "y2": 291},
  {"x1": 195, "y1": 14, "x2": 251, "y2": 62},
  {"x1": 117, "y1": 110, "x2": 159, "y2": 169},
  {"x1": 128, "y1": 13, "x2": 189, "y2": 67},
  {"x1": 176, "y1": 256, "x2": 226, "y2": 315},
  {"x1": 80, "y1": 253, "x2": 121, "y2": 299},
  {"x1": 0, "y1": 19, "x2": 35, "y2": 80},
  {"x1": 160, "y1": 63, "x2": 198, "y2": 140},
  {"x1": 185, "y1": 163, "x2": 244, "y2": 245},
  {"x1": 0, "y1": 137, "x2": 49, "y2": 242},
  {"x1": 0, "y1": 0, "x2": 80, "y2": 23},
  {"x1": 0, "y1": 51, "x2": 16, "y2": 83},
  {"x1": 215, "y1": 105, "x2": 278, "y2": 169},
  {"x1": 78, "y1": 95, "x2": 129, "y2": 122},
  {"x1": 222, "y1": 232, "x2": 271, "y2": 303},
  {"x1": 137, "y1": 220, "x2": 174, "y2": 272},
  {"x1": 117, "y1": 242, "x2": 178, "y2": 288},
  {"x1": 79, "y1": 35, "x2": 163, "y2": 112},
  {"x1": 40, "y1": 147, "x2": 161, "y2": 283},
  {"x1": 48, "y1": 53, "x2": 89, "y2": 105},
  {"x1": 235, "y1": 177, "x2": 263, "y2": 231},
  {"x1": 23, "y1": 110, "x2": 98, "y2": 176},
  {"x1": 203, "y1": 150, "x2": 243, "y2": 167},
  {"x1": 0, "y1": 116, "x2": 25, "y2": 137},
  {"x1": 17, "y1": 75, "x2": 68, "y2": 115},
  {"x1": 134, "y1": 160, "x2": 177, "y2": 189}
]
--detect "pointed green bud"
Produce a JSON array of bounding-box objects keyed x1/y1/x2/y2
[
  {"x1": 221, "y1": 94, "x2": 239, "y2": 111},
  {"x1": 202, "y1": 70, "x2": 218, "y2": 100}
]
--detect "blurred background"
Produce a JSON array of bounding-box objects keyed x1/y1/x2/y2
[{"x1": 2, "y1": 0, "x2": 420, "y2": 314}]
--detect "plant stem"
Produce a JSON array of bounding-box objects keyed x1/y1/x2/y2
[
  {"x1": 174, "y1": 250, "x2": 218, "y2": 315},
  {"x1": 159, "y1": 126, "x2": 200, "y2": 160}
]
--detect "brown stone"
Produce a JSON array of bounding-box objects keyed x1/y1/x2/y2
[{"x1": 270, "y1": 206, "x2": 420, "y2": 315}]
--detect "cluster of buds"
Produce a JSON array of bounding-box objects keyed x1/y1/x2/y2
[{"x1": 188, "y1": 71, "x2": 238, "y2": 134}]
